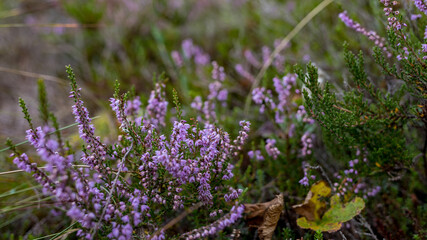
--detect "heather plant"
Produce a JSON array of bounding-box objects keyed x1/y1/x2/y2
[
  {"x1": 6, "y1": 66, "x2": 252, "y2": 239},
  {"x1": 295, "y1": 0, "x2": 427, "y2": 238}
]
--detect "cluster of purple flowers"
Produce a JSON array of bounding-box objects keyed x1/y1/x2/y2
[
  {"x1": 124, "y1": 96, "x2": 142, "y2": 117},
  {"x1": 250, "y1": 73, "x2": 317, "y2": 164},
  {"x1": 191, "y1": 61, "x2": 229, "y2": 123},
  {"x1": 338, "y1": 11, "x2": 392, "y2": 58},
  {"x1": 251, "y1": 87, "x2": 274, "y2": 114},
  {"x1": 300, "y1": 132, "x2": 313, "y2": 157},
  {"x1": 265, "y1": 138, "x2": 280, "y2": 160},
  {"x1": 181, "y1": 204, "x2": 245, "y2": 240},
  {"x1": 172, "y1": 39, "x2": 210, "y2": 67},
  {"x1": 145, "y1": 83, "x2": 168, "y2": 127},
  {"x1": 12, "y1": 152, "x2": 55, "y2": 194},
  {"x1": 240, "y1": 40, "x2": 288, "y2": 73},
  {"x1": 380, "y1": 0, "x2": 405, "y2": 30},
  {"x1": 252, "y1": 73, "x2": 302, "y2": 124},
  {"x1": 235, "y1": 64, "x2": 255, "y2": 82},
  {"x1": 298, "y1": 162, "x2": 316, "y2": 187},
  {"x1": 333, "y1": 149, "x2": 381, "y2": 199},
  {"x1": 248, "y1": 149, "x2": 264, "y2": 161},
  {"x1": 413, "y1": 0, "x2": 427, "y2": 15},
  {"x1": 13, "y1": 68, "x2": 250, "y2": 239}
]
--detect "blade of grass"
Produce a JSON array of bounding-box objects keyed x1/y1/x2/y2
[
  {"x1": 0, "y1": 185, "x2": 41, "y2": 198},
  {"x1": 0, "y1": 212, "x2": 28, "y2": 229},
  {"x1": 0, "y1": 66, "x2": 67, "y2": 85},
  {"x1": 30, "y1": 222, "x2": 77, "y2": 240},
  {"x1": 244, "y1": 0, "x2": 335, "y2": 114},
  {"x1": 0, "y1": 66, "x2": 103, "y2": 108},
  {"x1": 0, "y1": 196, "x2": 54, "y2": 214},
  {"x1": 0, "y1": 165, "x2": 91, "y2": 176},
  {"x1": 0, "y1": 23, "x2": 102, "y2": 28}
]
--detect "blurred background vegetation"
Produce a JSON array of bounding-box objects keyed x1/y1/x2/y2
[{"x1": 1, "y1": 0, "x2": 425, "y2": 239}]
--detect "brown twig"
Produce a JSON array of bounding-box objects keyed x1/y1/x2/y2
[
  {"x1": 90, "y1": 142, "x2": 133, "y2": 239},
  {"x1": 149, "y1": 202, "x2": 203, "y2": 239}
]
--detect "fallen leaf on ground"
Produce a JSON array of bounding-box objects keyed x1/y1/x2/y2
[
  {"x1": 244, "y1": 194, "x2": 284, "y2": 240},
  {"x1": 292, "y1": 180, "x2": 331, "y2": 221},
  {"x1": 296, "y1": 195, "x2": 365, "y2": 232}
]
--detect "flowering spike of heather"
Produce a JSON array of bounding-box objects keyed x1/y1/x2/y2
[
  {"x1": 248, "y1": 150, "x2": 264, "y2": 161},
  {"x1": 338, "y1": 11, "x2": 392, "y2": 58},
  {"x1": 413, "y1": 0, "x2": 427, "y2": 15},
  {"x1": 211, "y1": 61, "x2": 226, "y2": 82},
  {"x1": 191, "y1": 96, "x2": 203, "y2": 111},
  {"x1": 110, "y1": 97, "x2": 126, "y2": 125},
  {"x1": 380, "y1": 0, "x2": 405, "y2": 31},
  {"x1": 125, "y1": 96, "x2": 141, "y2": 117},
  {"x1": 296, "y1": 105, "x2": 315, "y2": 124},
  {"x1": 67, "y1": 66, "x2": 106, "y2": 168},
  {"x1": 182, "y1": 204, "x2": 245, "y2": 239},
  {"x1": 27, "y1": 126, "x2": 73, "y2": 176},
  {"x1": 300, "y1": 132, "x2": 313, "y2": 156},
  {"x1": 12, "y1": 153, "x2": 55, "y2": 193},
  {"x1": 265, "y1": 138, "x2": 280, "y2": 160},
  {"x1": 182, "y1": 39, "x2": 195, "y2": 59},
  {"x1": 171, "y1": 50, "x2": 183, "y2": 67},
  {"x1": 273, "y1": 73, "x2": 297, "y2": 123},
  {"x1": 146, "y1": 83, "x2": 168, "y2": 127},
  {"x1": 233, "y1": 121, "x2": 251, "y2": 153},
  {"x1": 209, "y1": 62, "x2": 229, "y2": 102},
  {"x1": 252, "y1": 87, "x2": 275, "y2": 114},
  {"x1": 244, "y1": 49, "x2": 261, "y2": 68},
  {"x1": 235, "y1": 64, "x2": 255, "y2": 82},
  {"x1": 181, "y1": 38, "x2": 210, "y2": 66},
  {"x1": 190, "y1": 61, "x2": 229, "y2": 123},
  {"x1": 262, "y1": 46, "x2": 271, "y2": 64},
  {"x1": 298, "y1": 162, "x2": 317, "y2": 186}
]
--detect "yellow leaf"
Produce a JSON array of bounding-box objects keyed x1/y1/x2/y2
[
  {"x1": 292, "y1": 180, "x2": 331, "y2": 221},
  {"x1": 296, "y1": 195, "x2": 365, "y2": 233}
]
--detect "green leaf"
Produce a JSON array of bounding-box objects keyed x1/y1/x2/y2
[{"x1": 297, "y1": 195, "x2": 365, "y2": 233}]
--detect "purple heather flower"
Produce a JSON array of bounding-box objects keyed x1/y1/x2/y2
[
  {"x1": 300, "y1": 132, "x2": 313, "y2": 156},
  {"x1": 217, "y1": 89, "x2": 228, "y2": 102},
  {"x1": 171, "y1": 50, "x2": 183, "y2": 67},
  {"x1": 265, "y1": 138, "x2": 280, "y2": 159},
  {"x1": 233, "y1": 121, "x2": 251, "y2": 153},
  {"x1": 146, "y1": 83, "x2": 168, "y2": 127},
  {"x1": 182, "y1": 204, "x2": 245, "y2": 239},
  {"x1": 339, "y1": 11, "x2": 392, "y2": 58},
  {"x1": 212, "y1": 61, "x2": 226, "y2": 82},
  {"x1": 244, "y1": 49, "x2": 261, "y2": 67},
  {"x1": 252, "y1": 87, "x2": 275, "y2": 114},
  {"x1": 124, "y1": 96, "x2": 142, "y2": 117},
  {"x1": 182, "y1": 39, "x2": 195, "y2": 59},
  {"x1": 262, "y1": 46, "x2": 271, "y2": 64},
  {"x1": 235, "y1": 64, "x2": 255, "y2": 82},
  {"x1": 248, "y1": 150, "x2": 264, "y2": 161},
  {"x1": 191, "y1": 96, "x2": 203, "y2": 111},
  {"x1": 413, "y1": 0, "x2": 427, "y2": 15},
  {"x1": 411, "y1": 14, "x2": 422, "y2": 20},
  {"x1": 180, "y1": 39, "x2": 210, "y2": 66},
  {"x1": 299, "y1": 176, "x2": 309, "y2": 186}
]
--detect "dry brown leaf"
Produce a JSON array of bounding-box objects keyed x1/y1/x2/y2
[
  {"x1": 292, "y1": 191, "x2": 317, "y2": 221},
  {"x1": 244, "y1": 194, "x2": 284, "y2": 240}
]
